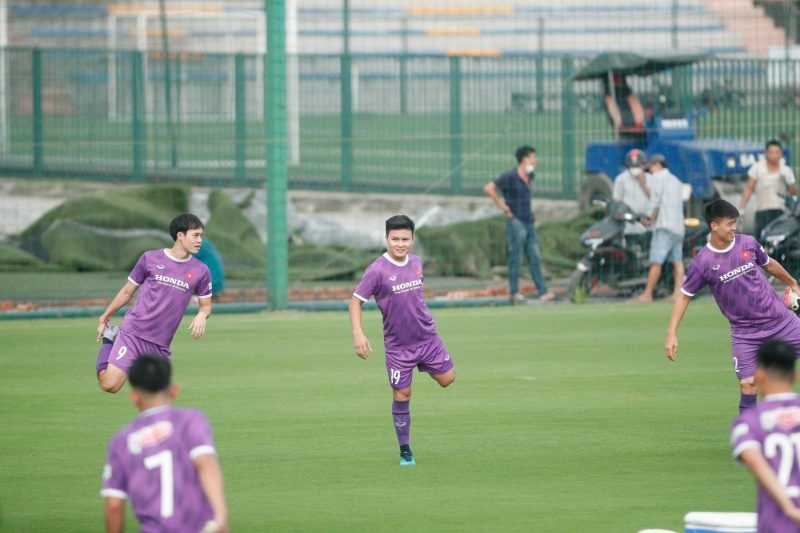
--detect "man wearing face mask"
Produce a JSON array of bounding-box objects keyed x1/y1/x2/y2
[
  {"x1": 484, "y1": 145, "x2": 555, "y2": 304},
  {"x1": 613, "y1": 149, "x2": 652, "y2": 239}
]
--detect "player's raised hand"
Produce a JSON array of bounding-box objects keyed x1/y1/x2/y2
[
  {"x1": 354, "y1": 332, "x2": 373, "y2": 359},
  {"x1": 665, "y1": 332, "x2": 678, "y2": 361},
  {"x1": 188, "y1": 313, "x2": 207, "y2": 339}
]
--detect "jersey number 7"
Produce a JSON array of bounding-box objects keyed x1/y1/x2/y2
[{"x1": 144, "y1": 450, "x2": 175, "y2": 518}]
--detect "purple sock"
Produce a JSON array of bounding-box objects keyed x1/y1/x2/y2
[
  {"x1": 392, "y1": 399, "x2": 411, "y2": 447},
  {"x1": 739, "y1": 393, "x2": 757, "y2": 413},
  {"x1": 96, "y1": 343, "x2": 113, "y2": 374}
]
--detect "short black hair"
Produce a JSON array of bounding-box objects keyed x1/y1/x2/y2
[
  {"x1": 128, "y1": 355, "x2": 172, "y2": 393},
  {"x1": 649, "y1": 153, "x2": 668, "y2": 169},
  {"x1": 757, "y1": 339, "x2": 796, "y2": 379},
  {"x1": 169, "y1": 214, "x2": 204, "y2": 241},
  {"x1": 515, "y1": 145, "x2": 536, "y2": 163},
  {"x1": 385, "y1": 215, "x2": 415, "y2": 236},
  {"x1": 766, "y1": 139, "x2": 783, "y2": 151},
  {"x1": 704, "y1": 199, "x2": 740, "y2": 227}
]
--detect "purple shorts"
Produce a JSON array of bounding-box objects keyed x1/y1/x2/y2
[
  {"x1": 731, "y1": 314, "x2": 800, "y2": 379},
  {"x1": 108, "y1": 329, "x2": 172, "y2": 374},
  {"x1": 385, "y1": 336, "x2": 454, "y2": 389}
]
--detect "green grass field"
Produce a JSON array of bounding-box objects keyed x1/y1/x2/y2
[{"x1": 0, "y1": 299, "x2": 764, "y2": 532}]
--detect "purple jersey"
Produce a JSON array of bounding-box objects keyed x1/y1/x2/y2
[
  {"x1": 730, "y1": 393, "x2": 800, "y2": 532},
  {"x1": 354, "y1": 253, "x2": 438, "y2": 351},
  {"x1": 122, "y1": 249, "x2": 212, "y2": 347},
  {"x1": 101, "y1": 406, "x2": 216, "y2": 533},
  {"x1": 682, "y1": 234, "x2": 790, "y2": 336}
]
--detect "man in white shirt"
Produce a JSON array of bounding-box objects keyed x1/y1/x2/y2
[
  {"x1": 739, "y1": 139, "x2": 797, "y2": 241},
  {"x1": 636, "y1": 154, "x2": 685, "y2": 302}
]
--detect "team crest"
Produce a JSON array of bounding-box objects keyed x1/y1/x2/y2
[
  {"x1": 186, "y1": 272, "x2": 193, "y2": 279},
  {"x1": 415, "y1": 269, "x2": 422, "y2": 276},
  {"x1": 741, "y1": 250, "x2": 751, "y2": 259}
]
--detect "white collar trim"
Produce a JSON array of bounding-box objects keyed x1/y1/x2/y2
[
  {"x1": 382, "y1": 252, "x2": 409, "y2": 267},
  {"x1": 706, "y1": 236, "x2": 736, "y2": 254},
  {"x1": 163, "y1": 248, "x2": 191, "y2": 263},
  {"x1": 139, "y1": 405, "x2": 171, "y2": 417},
  {"x1": 764, "y1": 392, "x2": 799, "y2": 401}
]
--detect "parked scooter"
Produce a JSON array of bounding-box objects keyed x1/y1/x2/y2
[
  {"x1": 567, "y1": 199, "x2": 707, "y2": 301},
  {"x1": 760, "y1": 195, "x2": 800, "y2": 278}
]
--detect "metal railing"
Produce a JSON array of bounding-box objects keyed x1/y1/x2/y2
[{"x1": 3, "y1": 47, "x2": 800, "y2": 199}]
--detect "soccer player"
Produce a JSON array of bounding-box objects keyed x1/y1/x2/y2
[
  {"x1": 664, "y1": 199, "x2": 800, "y2": 412},
  {"x1": 101, "y1": 355, "x2": 228, "y2": 533},
  {"x1": 730, "y1": 340, "x2": 800, "y2": 530},
  {"x1": 95, "y1": 213, "x2": 212, "y2": 394},
  {"x1": 349, "y1": 215, "x2": 456, "y2": 466}
]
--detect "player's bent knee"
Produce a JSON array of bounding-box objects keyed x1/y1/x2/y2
[
  {"x1": 98, "y1": 380, "x2": 123, "y2": 394},
  {"x1": 435, "y1": 370, "x2": 456, "y2": 388},
  {"x1": 98, "y1": 369, "x2": 126, "y2": 393}
]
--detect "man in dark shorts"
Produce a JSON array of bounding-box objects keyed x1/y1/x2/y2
[
  {"x1": 95, "y1": 213, "x2": 213, "y2": 393},
  {"x1": 665, "y1": 200, "x2": 800, "y2": 413},
  {"x1": 349, "y1": 215, "x2": 456, "y2": 466}
]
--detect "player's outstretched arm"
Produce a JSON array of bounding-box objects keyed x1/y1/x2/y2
[
  {"x1": 763, "y1": 258, "x2": 800, "y2": 296},
  {"x1": 665, "y1": 293, "x2": 691, "y2": 361},
  {"x1": 104, "y1": 497, "x2": 125, "y2": 533},
  {"x1": 740, "y1": 448, "x2": 800, "y2": 524},
  {"x1": 194, "y1": 454, "x2": 229, "y2": 533},
  {"x1": 188, "y1": 297, "x2": 212, "y2": 339},
  {"x1": 349, "y1": 297, "x2": 373, "y2": 359},
  {"x1": 97, "y1": 281, "x2": 139, "y2": 340}
]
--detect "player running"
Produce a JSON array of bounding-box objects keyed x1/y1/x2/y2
[
  {"x1": 664, "y1": 199, "x2": 800, "y2": 412},
  {"x1": 349, "y1": 215, "x2": 456, "y2": 466},
  {"x1": 95, "y1": 213, "x2": 212, "y2": 393},
  {"x1": 101, "y1": 355, "x2": 229, "y2": 532},
  {"x1": 730, "y1": 340, "x2": 800, "y2": 530}
]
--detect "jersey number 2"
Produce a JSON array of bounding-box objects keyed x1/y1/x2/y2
[
  {"x1": 765, "y1": 432, "x2": 800, "y2": 497},
  {"x1": 144, "y1": 450, "x2": 174, "y2": 518}
]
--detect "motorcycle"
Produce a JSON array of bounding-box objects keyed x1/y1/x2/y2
[
  {"x1": 760, "y1": 195, "x2": 800, "y2": 278},
  {"x1": 567, "y1": 199, "x2": 707, "y2": 301}
]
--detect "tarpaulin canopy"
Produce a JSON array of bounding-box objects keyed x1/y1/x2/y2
[{"x1": 571, "y1": 51, "x2": 712, "y2": 81}]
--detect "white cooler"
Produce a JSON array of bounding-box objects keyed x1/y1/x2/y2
[{"x1": 683, "y1": 512, "x2": 757, "y2": 533}]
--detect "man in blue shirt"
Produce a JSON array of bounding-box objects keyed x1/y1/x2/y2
[{"x1": 484, "y1": 145, "x2": 555, "y2": 303}]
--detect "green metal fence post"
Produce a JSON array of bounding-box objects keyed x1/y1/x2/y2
[
  {"x1": 266, "y1": 0, "x2": 289, "y2": 310},
  {"x1": 235, "y1": 53, "x2": 246, "y2": 183},
  {"x1": 340, "y1": 54, "x2": 353, "y2": 189},
  {"x1": 340, "y1": 0, "x2": 353, "y2": 190},
  {"x1": 449, "y1": 56, "x2": 463, "y2": 194},
  {"x1": 560, "y1": 56, "x2": 576, "y2": 198},
  {"x1": 399, "y1": 54, "x2": 408, "y2": 115},
  {"x1": 32, "y1": 48, "x2": 43, "y2": 176},
  {"x1": 678, "y1": 65, "x2": 693, "y2": 114},
  {"x1": 536, "y1": 18, "x2": 545, "y2": 113},
  {"x1": 131, "y1": 51, "x2": 146, "y2": 181}
]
